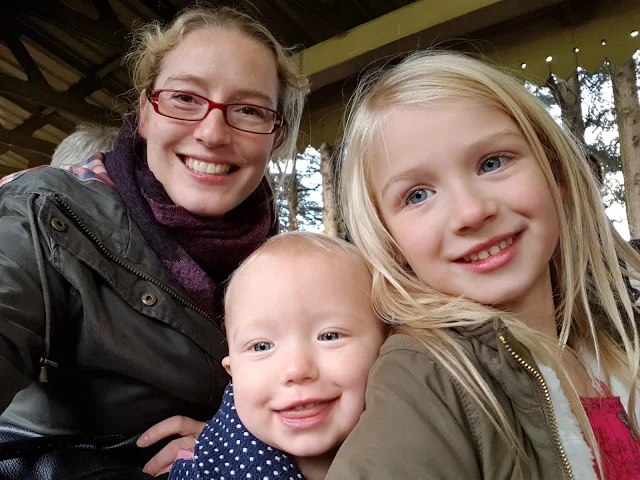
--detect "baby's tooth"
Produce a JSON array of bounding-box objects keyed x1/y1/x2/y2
[
  {"x1": 478, "y1": 251, "x2": 489, "y2": 260},
  {"x1": 489, "y1": 245, "x2": 501, "y2": 255},
  {"x1": 470, "y1": 253, "x2": 479, "y2": 261},
  {"x1": 507, "y1": 236, "x2": 513, "y2": 246},
  {"x1": 499, "y1": 240, "x2": 507, "y2": 249},
  {"x1": 463, "y1": 255, "x2": 471, "y2": 262}
]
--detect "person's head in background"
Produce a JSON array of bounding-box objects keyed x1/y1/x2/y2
[
  {"x1": 50, "y1": 124, "x2": 119, "y2": 168},
  {"x1": 126, "y1": 6, "x2": 308, "y2": 217},
  {"x1": 222, "y1": 232, "x2": 387, "y2": 479}
]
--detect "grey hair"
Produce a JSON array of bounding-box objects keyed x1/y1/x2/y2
[{"x1": 51, "y1": 123, "x2": 119, "y2": 167}]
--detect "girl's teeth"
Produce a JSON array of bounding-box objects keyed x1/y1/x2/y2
[{"x1": 463, "y1": 235, "x2": 515, "y2": 262}]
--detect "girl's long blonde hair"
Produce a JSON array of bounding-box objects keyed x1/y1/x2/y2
[{"x1": 340, "y1": 50, "x2": 640, "y2": 471}]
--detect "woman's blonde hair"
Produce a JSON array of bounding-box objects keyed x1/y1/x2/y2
[
  {"x1": 124, "y1": 4, "x2": 309, "y2": 161},
  {"x1": 340, "y1": 50, "x2": 640, "y2": 472}
]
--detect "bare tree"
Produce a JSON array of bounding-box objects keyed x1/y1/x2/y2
[
  {"x1": 610, "y1": 58, "x2": 640, "y2": 239},
  {"x1": 547, "y1": 71, "x2": 586, "y2": 144},
  {"x1": 319, "y1": 142, "x2": 344, "y2": 238},
  {"x1": 271, "y1": 149, "x2": 323, "y2": 232},
  {"x1": 271, "y1": 158, "x2": 298, "y2": 231}
]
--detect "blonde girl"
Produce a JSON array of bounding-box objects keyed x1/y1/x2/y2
[{"x1": 325, "y1": 51, "x2": 640, "y2": 479}]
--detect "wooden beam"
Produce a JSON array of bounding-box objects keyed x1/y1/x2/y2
[
  {"x1": 12, "y1": 108, "x2": 56, "y2": 136},
  {"x1": 7, "y1": 146, "x2": 50, "y2": 167},
  {"x1": 6, "y1": 14, "x2": 94, "y2": 77},
  {"x1": 18, "y1": 4, "x2": 128, "y2": 51},
  {"x1": 0, "y1": 165, "x2": 22, "y2": 177},
  {"x1": 0, "y1": 76, "x2": 108, "y2": 120},
  {"x1": 138, "y1": 0, "x2": 178, "y2": 19},
  {"x1": 0, "y1": 20, "x2": 50, "y2": 88},
  {"x1": 296, "y1": 0, "x2": 504, "y2": 76},
  {"x1": 0, "y1": 127, "x2": 55, "y2": 156}
]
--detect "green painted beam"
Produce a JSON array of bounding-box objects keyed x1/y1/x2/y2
[
  {"x1": 296, "y1": 0, "x2": 503, "y2": 77},
  {"x1": 301, "y1": 0, "x2": 640, "y2": 149}
]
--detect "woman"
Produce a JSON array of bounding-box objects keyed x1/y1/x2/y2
[{"x1": 0, "y1": 6, "x2": 307, "y2": 479}]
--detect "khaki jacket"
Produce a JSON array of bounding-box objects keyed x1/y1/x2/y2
[{"x1": 325, "y1": 317, "x2": 636, "y2": 480}]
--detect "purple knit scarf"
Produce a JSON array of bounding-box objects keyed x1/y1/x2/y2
[{"x1": 104, "y1": 115, "x2": 278, "y2": 320}]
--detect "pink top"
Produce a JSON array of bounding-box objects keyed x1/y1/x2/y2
[{"x1": 581, "y1": 392, "x2": 640, "y2": 479}]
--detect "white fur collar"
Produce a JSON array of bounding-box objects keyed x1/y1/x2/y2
[
  {"x1": 537, "y1": 360, "x2": 640, "y2": 479},
  {"x1": 537, "y1": 364, "x2": 599, "y2": 480}
]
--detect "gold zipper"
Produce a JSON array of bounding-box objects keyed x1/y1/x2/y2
[{"x1": 499, "y1": 335, "x2": 574, "y2": 480}]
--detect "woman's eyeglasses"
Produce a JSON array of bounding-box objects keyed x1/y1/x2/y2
[{"x1": 148, "y1": 89, "x2": 283, "y2": 135}]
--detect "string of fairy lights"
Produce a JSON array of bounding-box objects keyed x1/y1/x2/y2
[{"x1": 519, "y1": 29, "x2": 639, "y2": 70}]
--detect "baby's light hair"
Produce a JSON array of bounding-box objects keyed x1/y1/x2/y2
[
  {"x1": 339, "y1": 50, "x2": 640, "y2": 474},
  {"x1": 224, "y1": 232, "x2": 369, "y2": 319}
]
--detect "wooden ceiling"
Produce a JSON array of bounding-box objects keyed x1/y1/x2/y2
[
  {"x1": 0, "y1": 0, "x2": 419, "y2": 176},
  {"x1": 1, "y1": 0, "x2": 638, "y2": 175}
]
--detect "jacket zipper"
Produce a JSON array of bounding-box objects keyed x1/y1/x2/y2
[
  {"x1": 498, "y1": 335, "x2": 574, "y2": 480},
  {"x1": 53, "y1": 193, "x2": 221, "y2": 330}
]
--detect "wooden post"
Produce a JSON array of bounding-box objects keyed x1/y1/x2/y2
[
  {"x1": 319, "y1": 142, "x2": 344, "y2": 238},
  {"x1": 286, "y1": 159, "x2": 299, "y2": 231},
  {"x1": 547, "y1": 71, "x2": 586, "y2": 145},
  {"x1": 610, "y1": 58, "x2": 640, "y2": 239}
]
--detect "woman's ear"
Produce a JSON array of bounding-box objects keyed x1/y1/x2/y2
[
  {"x1": 272, "y1": 121, "x2": 287, "y2": 152},
  {"x1": 222, "y1": 356, "x2": 232, "y2": 377},
  {"x1": 138, "y1": 90, "x2": 149, "y2": 140}
]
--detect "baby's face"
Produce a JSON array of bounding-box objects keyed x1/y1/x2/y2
[{"x1": 223, "y1": 252, "x2": 385, "y2": 459}]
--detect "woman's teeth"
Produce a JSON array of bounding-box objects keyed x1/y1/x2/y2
[
  {"x1": 184, "y1": 157, "x2": 231, "y2": 175},
  {"x1": 463, "y1": 235, "x2": 514, "y2": 262}
]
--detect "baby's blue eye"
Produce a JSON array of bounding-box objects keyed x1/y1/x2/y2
[
  {"x1": 319, "y1": 332, "x2": 340, "y2": 341},
  {"x1": 480, "y1": 156, "x2": 508, "y2": 174},
  {"x1": 407, "y1": 189, "x2": 433, "y2": 205},
  {"x1": 253, "y1": 342, "x2": 273, "y2": 352}
]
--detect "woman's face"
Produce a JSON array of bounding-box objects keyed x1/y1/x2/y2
[{"x1": 138, "y1": 28, "x2": 280, "y2": 217}]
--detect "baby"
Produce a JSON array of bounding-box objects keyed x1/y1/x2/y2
[{"x1": 170, "y1": 232, "x2": 387, "y2": 480}]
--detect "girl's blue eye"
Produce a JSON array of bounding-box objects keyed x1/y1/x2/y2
[
  {"x1": 319, "y1": 332, "x2": 340, "y2": 341},
  {"x1": 480, "y1": 156, "x2": 508, "y2": 174},
  {"x1": 407, "y1": 189, "x2": 433, "y2": 205},
  {"x1": 253, "y1": 342, "x2": 273, "y2": 352}
]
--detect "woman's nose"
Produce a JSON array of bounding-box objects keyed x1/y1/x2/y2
[{"x1": 192, "y1": 108, "x2": 232, "y2": 147}]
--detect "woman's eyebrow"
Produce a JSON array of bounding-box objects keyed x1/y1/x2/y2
[{"x1": 162, "y1": 74, "x2": 275, "y2": 106}]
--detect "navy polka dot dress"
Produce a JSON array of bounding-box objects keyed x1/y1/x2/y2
[{"x1": 169, "y1": 383, "x2": 305, "y2": 480}]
